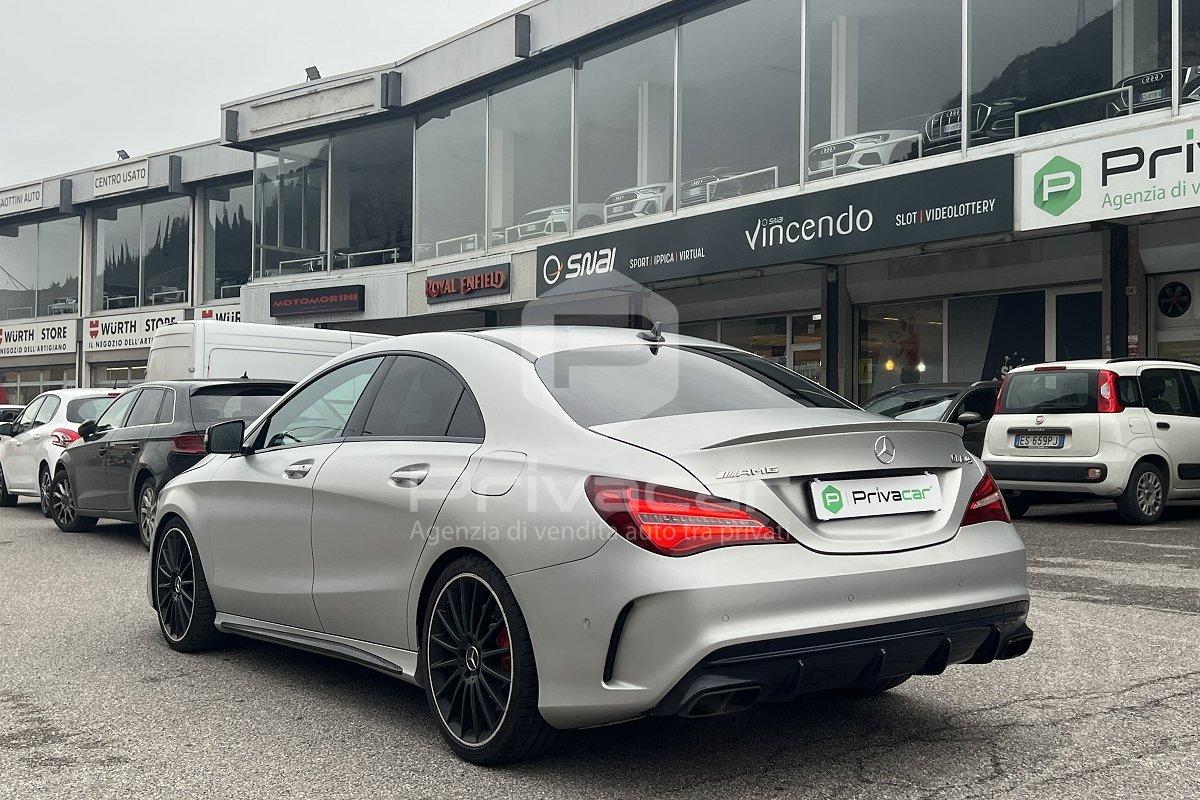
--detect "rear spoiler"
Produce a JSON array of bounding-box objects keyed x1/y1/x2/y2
[{"x1": 701, "y1": 421, "x2": 963, "y2": 450}]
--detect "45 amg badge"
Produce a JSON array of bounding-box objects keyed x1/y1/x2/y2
[{"x1": 821, "y1": 485, "x2": 844, "y2": 516}]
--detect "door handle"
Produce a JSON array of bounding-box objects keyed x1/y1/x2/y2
[
  {"x1": 283, "y1": 461, "x2": 313, "y2": 479},
  {"x1": 128, "y1": 443, "x2": 141, "y2": 453},
  {"x1": 1157, "y1": 422, "x2": 1171, "y2": 430},
  {"x1": 98, "y1": 447, "x2": 108, "y2": 456},
  {"x1": 390, "y1": 464, "x2": 429, "y2": 488}
]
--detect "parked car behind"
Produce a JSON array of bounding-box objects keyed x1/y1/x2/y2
[
  {"x1": 0, "y1": 404, "x2": 25, "y2": 424},
  {"x1": 0, "y1": 389, "x2": 122, "y2": 515},
  {"x1": 984, "y1": 358, "x2": 1200, "y2": 523},
  {"x1": 49, "y1": 380, "x2": 292, "y2": 547},
  {"x1": 147, "y1": 326, "x2": 1031, "y2": 765},
  {"x1": 863, "y1": 381, "x2": 1000, "y2": 456}
]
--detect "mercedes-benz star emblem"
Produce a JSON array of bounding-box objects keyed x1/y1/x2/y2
[
  {"x1": 874, "y1": 435, "x2": 897, "y2": 464},
  {"x1": 465, "y1": 645, "x2": 481, "y2": 672}
]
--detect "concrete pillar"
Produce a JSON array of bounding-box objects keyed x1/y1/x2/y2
[{"x1": 830, "y1": 15, "x2": 860, "y2": 138}]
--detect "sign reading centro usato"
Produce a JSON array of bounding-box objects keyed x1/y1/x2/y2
[
  {"x1": 270, "y1": 285, "x2": 365, "y2": 317},
  {"x1": 1019, "y1": 119, "x2": 1200, "y2": 231},
  {"x1": 536, "y1": 156, "x2": 1014, "y2": 296},
  {"x1": 93, "y1": 159, "x2": 150, "y2": 198},
  {"x1": 84, "y1": 310, "x2": 181, "y2": 351}
]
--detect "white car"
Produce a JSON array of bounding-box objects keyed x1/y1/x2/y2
[
  {"x1": 0, "y1": 388, "x2": 122, "y2": 515},
  {"x1": 807, "y1": 124, "x2": 924, "y2": 181},
  {"x1": 983, "y1": 358, "x2": 1200, "y2": 524}
]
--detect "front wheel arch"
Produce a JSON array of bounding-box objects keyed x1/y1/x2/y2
[{"x1": 414, "y1": 546, "x2": 498, "y2": 677}]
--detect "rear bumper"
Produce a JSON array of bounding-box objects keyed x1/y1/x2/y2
[
  {"x1": 653, "y1": 601, "x2": 1031, "y2": 718},
  {"x1": 986, "y1": 457, "x2": 1127, "y2": 497}
]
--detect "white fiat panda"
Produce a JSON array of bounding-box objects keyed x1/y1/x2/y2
[{"x1": 983, "y1": 358, "x2": 1200, "y2": 524}]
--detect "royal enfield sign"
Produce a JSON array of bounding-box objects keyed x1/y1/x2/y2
[
  {"x1": 0, "y1": 320, "x2": 77, "y2": 358},
  {"x1": 270, "y1": 285, "x2": 365, "y2": 317},
  {"x1": 536, "y1": 157, "x2": 1013, "y2": 297},
  {"x1": 0, "y1": 182, "x2": 42, "y2": 217},
  {"x1": 93, "y1": 159, "x2": 150, "y2": 198},
  {"x1": 84, "y1": 309, "x2": 181, "y2": 351},
  {"x1": 1019, "y1": 120, "x2": 1200, "y2": 231},
  {"x1": 426, "y1": 264, "x2": 510, "y2": 305},
  {"x1": 197, "y1": 305, "x2": 242, "y2": 323}
]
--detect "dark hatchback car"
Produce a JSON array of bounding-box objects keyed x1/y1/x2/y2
[
  {"x1": 863, "y1": 381, "x2": 1001, "y2": 457},
  {"x1": 49, "y1": 380, "x2": 291, "y2": 547}
]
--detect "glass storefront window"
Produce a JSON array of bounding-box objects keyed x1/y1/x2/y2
[
  {"x1": 416, "y1": 96, "x2": 486, "y2": 260},
  {"x1": 488, "y1": 67, "x2": 572, "y2": 248},
  {"x1": 0, "y1": 216, "x2": 79, "y2": 320},
  {"x1": 255, "y1": 139, "x2": 329, "y2": 276},
  {"x1": 0, "y1": 366, "x2": 76, "y2": 405},
  {"x1": 330, "y1": 119, "x2": 413, "y2": 269},
  {"x1": 576, "y1": 26, "x2": 675, "y2": 230},
  {"x1": 202, "y1": 180, "x2": 253, "y2": 302},
  {"x1": 858, "y1": 301, "x2": 944, "y2": 400},
  {"x1": 92, "y1": 363, "x2": 146, "y2": 389},
  {"x1": 790, "y1": 312, "x2": 823, "y2": 379},
  {"x1": 0, "y1": 221, "x2": 38, "y2": 320},
  {"x1": 720, "y1": 316, "x2": 788, "y2": 363},
  {"x1": 964, "y1": 0, "x2": 1170, "y2": 152},
  {"x1": 1184, "y1": 1, "x2": 1200, "y2": 107},
  {"x1": 679, "y1": 0, "x2": 801, "y2": 208},
  {"x1": 94, "y1": 197, "x2": 189, "y2": 312},
  {"x1": 806, "y1": 0, "x2": 960, "y2": 181},
  {"x1": 947, "y1": 291, "x2": 1046, "y2": 381}
]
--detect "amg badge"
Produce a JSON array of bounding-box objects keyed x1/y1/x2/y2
[{"x1": 717, "y1": 466, "x2": 781, "y2": 480}]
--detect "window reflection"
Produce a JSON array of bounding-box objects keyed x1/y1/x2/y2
[
  {"x1": 255, "y1": 140, "x2": 328, "y2": 276},
  {"x1": 95, "y1": 197, "x2": 189, "y2": 312},
  {"x1": 679, "y1": 0, "x2": 801, "y2": 207},
  {"x1": 203, "y1": 180, "x2": 253, "y2": 301},
  {"x1": 0, "y1": 216, "x2": 81, "y2": 320},
  {"x1": 0, "y1": 221, "x2": 38, "y2": 320},
  {"x1": 330, "y1": 120, "x2": 413, "y2": 269},
  {"x1": 141, "y1": 197, "x2": 190, "y2": 307},
  {"x1": 858, "y1": 301, "x2": 944, "y2": 400},
  {"x1": 416, "y1": 96, "x2": 486, "y2": 260}
]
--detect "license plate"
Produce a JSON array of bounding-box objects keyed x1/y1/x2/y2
[
  {"x1": 1014, "y1": 434, "x2": 1064, "y2": 449},
  {"x1": 1139, "y1": 89, "x2": 1165, "y2": 102},
  {"x1": 810, "y1": 475, "x2": 943, "y2": 521},
  {"x1": 944, "y1": 122, "x2": 962, "y2": 133},
  {"x1": 817, "y1": 158, "x2": 834, "y2": 170}
]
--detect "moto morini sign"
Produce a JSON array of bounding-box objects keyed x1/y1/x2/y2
[
  {"x1": 536, "y1": 156, "x2": 1013, "y2": 296},
  {"x1": 270, "y1": 285, "x2": 365, "y2": 317}
]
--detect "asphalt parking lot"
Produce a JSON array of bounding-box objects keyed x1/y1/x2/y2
[{"x1": 1, "y1": 501, "x2": 1197, "y2": 800}]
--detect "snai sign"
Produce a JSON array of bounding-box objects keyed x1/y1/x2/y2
[{"x1": 84, "y1": 310, "x2": 181, "y2": 351}]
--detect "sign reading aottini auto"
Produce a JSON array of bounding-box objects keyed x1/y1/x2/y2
[
  {"x1": 426, "y1": 264, "x2": 510, "y2": 305},
  {"x1": 270, "y1": 285, "x2": 365, "y2": 317},
  {"x1": 536, "y1": 156, "x2": 1014, "y2": 296}
]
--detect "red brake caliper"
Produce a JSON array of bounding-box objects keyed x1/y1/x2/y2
[{"x1": 496, "y1": 627, "x2": 511, "y2": 673}]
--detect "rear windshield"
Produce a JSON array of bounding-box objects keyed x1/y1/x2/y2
[
  {"x1": 999, "y1": 370, "x2": 1096, "y2": 414},
  {"x1": 66, "y1": 395, "x2": 118, "y2": 424},
  {"x1": 190, "y1": 384, "x2": 290, "y2": 427},
  {"x1": 864, "y1": 387, "x2": 959, "y2": 421},
  {"x1": 535, "y1": 345, "x2": 851, "y2": 427}
]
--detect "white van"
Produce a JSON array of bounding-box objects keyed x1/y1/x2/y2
[{"x1": 146, "y1": 321, "x2": 386, "y2": 382}]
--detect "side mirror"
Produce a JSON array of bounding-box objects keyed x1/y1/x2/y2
[
  {"x1": 0, "y1": 422, "x2": 13, "y2": 437},
  {"x1": 206, "y1": 419, "x2": 246, "y2": 455},
  {"x1": 957, "y1": 411, "x2": 983, "y2": 426},
  {"x1": 77, "y1": 419, "x2": 97, "y2": 441}
]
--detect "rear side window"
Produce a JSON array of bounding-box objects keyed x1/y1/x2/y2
[
  {"x1": 1140, "y1": 369, "x2": 1191, "y2": 415},
  {"x1": 864, "y1": 388, "x2": 959, "y2": 420},
  {"x1": 1117, "y1": 377, "x2": 1143, "y2": 408},
  {"x1": 32, "y1": 396, "x2": 60, "y2": 424},
  {"x1": 125, "y1": 388, "x2": 168, "y2": 427},
  {"x1": 67, "y1": 396, "x2": 118, "y2": 424},
  {"x1": 998, "y1": 371, "x2": 1096, "y2": 414},
  {"x1": 191, "y1": 384, "x2": 291, "y2": 428},
  {"x1": 361, "y1": 356, "x2": 482, "y2": 439}
]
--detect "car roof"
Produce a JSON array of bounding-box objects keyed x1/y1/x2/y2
[
  {"x1": 40, "y1": 388, "x2": 125, "y2": 399},
  {"x1": 134, "y1": 379, "x2": 296, "y2": 392},
  {"x1": 1007, "y1": 358, "x2": 1200, "y2": 375}
]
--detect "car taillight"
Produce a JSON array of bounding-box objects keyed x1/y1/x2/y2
[
  {"x1": 1097, "y1": 369, "x2": 1123, "y2": 414},
  {"x1": 585, "y1": 477, "x2": 789, "y2": 556},
  {"x1": 171, "y1": 433, "x2": 206, "y2": 455},
  {"x1": 994, "y1": 377, "x2": 1009, "y2": 414},
  {"x1": 50, "y1": 428, "x2": 81, "y2": 448},
  {"x1": 961, "y1": 470, "x2": 1011, "y2": 527}
]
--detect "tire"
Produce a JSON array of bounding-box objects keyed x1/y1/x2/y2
[
  {"x1": 837, "y1": 675, "x2": 912, "y2": 697},
  {"x1": 38, "y1": 466, "x2": 53, "y2": 518},
  {"x1": 1005, "y1": 495, "x2": 1032, "y2": 519},
  {"x1": 421, "y1": 555, "x2": 557, "y2": 765},
  {"x1": 49, "y1": 471, "x2": 98, "y2": 533},
  {"x1": 136, "y1": 479, "x2": 158, "y2": 550},
  {"x1": 1117, "y1": 462, "x2": 1166, "y2": 525},
  {"x1": 153, "y1": 519, "x2": 224, "y2": 652},
  {"x1": 0, "y1": 464, "x2": 19, "y2": 507}
]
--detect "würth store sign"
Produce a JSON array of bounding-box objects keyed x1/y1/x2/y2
[
  {"x1": 93, "y1": 159, "x2": 150, "y2": 198},
  {"x1": 536, "y1": 157, "x2": 1014, "y2": 296},
  {"x1": 85, "y1": 310, "x2": 181, "y2": 351},
  {"x1": 270, "y1": 285, "x2": 365, "y2": 317},
  {"x1": 0, "y1": 320, "x2": 76, "y2": 357},
  {"x1": 426, "y1": 264, "x2": 510, "y2": 305},
  {"x1": 0, "y1": 182, "x2": 42, "y2": 217}
]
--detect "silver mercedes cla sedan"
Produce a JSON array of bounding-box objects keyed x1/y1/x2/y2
[{"x1": 148, "y1": 326, "x2": 1031, "y2": 764}]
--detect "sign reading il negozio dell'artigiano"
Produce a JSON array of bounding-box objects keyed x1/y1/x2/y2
[
  {"x1": 535, "y1": 156, "x2": 1014, "y2": 297},
  {"x1": 0, "y1": 320, "x2": 76, "y2": 357},
  {"x1": 84, "y1": 310, "x2": 181, "y2": 351},
  {"x1": 93, "y1": 160, "x2": 150, "y2": 198}
]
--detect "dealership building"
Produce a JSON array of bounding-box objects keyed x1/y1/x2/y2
[{"x1": 5, "y1": 0, "x2": 1200, "y2": 403}]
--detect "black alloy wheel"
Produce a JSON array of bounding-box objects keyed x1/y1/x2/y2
[
  {"x1": 427, "y1": 573, "x2": 514, "y2": 748},
  {"x1": 155, "y1": 526, "x2": 197, "y2": 643},
  {"x1": 49, "y1": 471, "x2": 97, "y2": 533}
]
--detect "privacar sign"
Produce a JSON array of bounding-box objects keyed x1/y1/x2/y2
[{"x1": 1019, "y1": 119, "x2": 1200, "y2": 231}]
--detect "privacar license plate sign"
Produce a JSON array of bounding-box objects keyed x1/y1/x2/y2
[{"x1": 810, "y1": 475, "x2": 943, "y2": 521}]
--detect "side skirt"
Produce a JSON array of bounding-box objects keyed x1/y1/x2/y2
[{"x1": 214, "y1": 612, "x2": 419, "y2": 685}]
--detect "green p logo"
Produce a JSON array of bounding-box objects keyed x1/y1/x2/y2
[
  {"x1": 1034, "y1": 155, "x2": 1082, "y2": 217},
  {"x1": 822, "y1": 485, "x2": 844, "y2": 516}
]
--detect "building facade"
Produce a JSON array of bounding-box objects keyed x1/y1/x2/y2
[{"x1": 4, "y1": 0, "x2": 1200, "y2": 402}]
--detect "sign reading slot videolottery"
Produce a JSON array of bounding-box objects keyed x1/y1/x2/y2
[
  {"x1": 536, "y1": 156, "x2": 1013, "y2": 297},
  {"x1": 270, "y1": 285, "x2": 365, "y2": 317}
]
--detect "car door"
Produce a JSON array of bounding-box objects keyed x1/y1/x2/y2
[
  {"x1": 16, "y1": 395, "x2": 61, "y2": 489},
  {"x1": 2, "y1": 397, "x2": 45, "y2": 490},
  {"x1": 1176, "y1": 369, "x2": 1200, "y2": 490},
  {"x1": 102, "y1": 387, "x2": 169, "y2": 512},
  {"x1": 206, "y1": 356, "x2": 386, "y2": 631},
  {"x1": 311, "y1": 354, "x2": 485, "y2": 648},
  {"x1": 73, "y1": 389, "x2": 139, "y2": 510},
  {"x1": 949, "y1": 386, "x2": 999, "y2": 457},
  {"x1": 1139, "y1": 368, "x2": 1200, "y2": 490}
]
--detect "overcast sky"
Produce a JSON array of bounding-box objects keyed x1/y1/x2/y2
[{"x1": 0, "y1": 0, "x2": 520, "y2": 187}]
